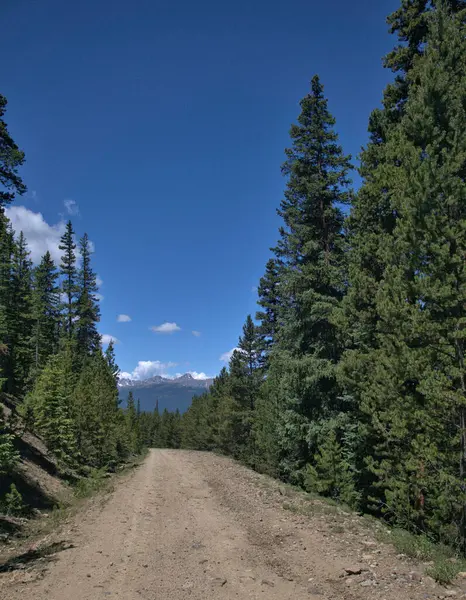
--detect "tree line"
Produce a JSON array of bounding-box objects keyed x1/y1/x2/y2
[
  {"x1": 180, "y1": 2, "x2": 466, "y2": 552},
  {"x1": 0, "y1": 96, "x2": 142, "y2": 508}
]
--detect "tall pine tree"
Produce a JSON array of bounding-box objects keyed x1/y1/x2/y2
[
  {"x1": 59, "y1": 221, "x2": 78, "y2": 339},
  {"x1": 259, "y1": 76, "x2": 352, "y2": 484},
  {"x1": 31, "y1": 251, "x2": 60, "y2": 377},
  {"x1": 76, "y1": 233, "x2": 100, "y2": 355}
]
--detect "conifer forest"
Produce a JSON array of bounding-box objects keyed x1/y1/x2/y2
[{"x1": 2, "y1": 0, "x2": 466, "y2": 558}]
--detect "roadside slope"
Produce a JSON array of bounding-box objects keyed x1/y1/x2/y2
[{"x1": 1, "y1": 450, "x2": 462, "y2": 599}]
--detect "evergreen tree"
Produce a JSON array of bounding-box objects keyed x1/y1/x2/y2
[
  {"x1": 7, "y1": 232, "x2": 34, "y2": 397},
  {"x1": 0, "y1": 408, "x2": 19, "y2": 475},
  {"x1": 261, "y1": 75, "x2": 352, "y2": 483},
  {"x1": 31, "y1": 251, "x2": 60, "y2": 377},
  {"x1": 105, "y1": 339, "x2": 120, "y2": 386},
  {"x1": 76, "y1": 233, "x2": 101, "y2": 355},
  {"x1": 74, "y1": 350, "x2": 120, "y2": 467},
  {"x1": 59, "y1": 221, "x2": 78, "y2": 339},
  {"x1": 0, "y1": 94, "x2": 26, "y2": 206},
  {"x1": 25, "y1": 347, "x2": 77, "y2": 465},
  {"x1": 0, "y1": 217, "x2": 15, "y2": 387},
  {"x1": 348, "y1": 6, "x2": 466, "y2": 545},
  {"x1": 256, "y1": 258, "x2": 281, "y2": 368}
]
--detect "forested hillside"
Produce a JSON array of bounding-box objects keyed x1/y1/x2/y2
[
  {"x1": 180, "y1": 2, "x2": 466, "y2": 553},
  {"x1": 0, "y1": 95, "x2": 142, "y2": 512}
]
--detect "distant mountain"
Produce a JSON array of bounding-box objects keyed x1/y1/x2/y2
[{"x1": 118, "y1": 373, "x2": 214, "y2": 413}]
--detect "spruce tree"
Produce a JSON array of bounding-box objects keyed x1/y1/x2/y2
[
  {"x1": 0, "y1": 94, "x2": 26, "y2": 206},
  {"x1": 7, "y1": 232, "x2": 34, "y2": 397},
  {"x1": 263, "y1": 75, "x2": 352, "y2": 483},
  {"x1": 237, "y1": 315, "x2": 262, "y2": 410},
  {"x1": 59, "y1": 221, "x2": 78, "y2": 339},
  {"x1": 25, "y1": 347, "x2": 77, "y2": 465},
  {"x1": 348, "y1": 6, "x2": 466, "y2": 544},
  {"x1": 342, "y1": 0, "x2": 466, "y2": 355},
  {"x1": 105, "y1": 339, "x2": 120, "y2": 386},
  {"x1": 256, "y1": 258, "x2": 281, "y2": 368},
  {"x1": 0, "y1": 217, "x2": 15, "y2": 387},
  {"x1": 74, "y1": 350, "x2": 120, "y2": 468},
  {"x1": 0, "y1": 408, "x2": 19, "y2": 475},
  {"x1": 31, "y1": 251, "x2": 60, "y2": 377},
  {"x1": 76, "y1": 233, "x2": 101, "y2": 355}
]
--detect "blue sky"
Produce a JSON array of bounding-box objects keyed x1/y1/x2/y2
[{"x1": 1, "y1": 0, "x2": 398, "y2": 380}]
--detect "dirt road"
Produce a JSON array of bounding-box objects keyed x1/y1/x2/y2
[{"x1": 1, "y1": 450, "x2": 460, "y2": 599}]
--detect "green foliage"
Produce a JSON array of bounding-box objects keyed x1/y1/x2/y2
[
  {"x1": 59, "y1": 221, "x2": 78, "y2": 339},
  {"x1": 76, "y1": 233, "x2": 101, "y2": 356},
  {"x1": 0, "y1": 94, "x2": 26, "y2": 206},
  {"x1": 24, "y1": 347, "x2": 77, "y2": 466},
  {"x1": 74, "y1": 468, "x2": 109, "y2": 499},
  {"x1": 73, "y1": 351, "x2": 121, "y2": 468},
  {"x1": 303, "y1": 429, "x2": 359, "y2": 508},
  {"x1": 31, "y1": 251, "x2": 60, "y2": 378},
  {"x1": 0, "y1": 409, "x2": 19, "y2": 476},
  {"x1": 3, "y1": 483, "x2": 25, "y2": 516}
]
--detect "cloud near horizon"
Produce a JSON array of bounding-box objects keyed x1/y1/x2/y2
[
  {"x1": 150, "y1": 322, "x2": 181, "y2": 334},
  {"x1": 191, "y1": 330, "x2": 201, "y2": 337},
  {"x1": 175, "y1": 371, "x2": 212, "y2": 380},
  {"x1": 117, "y1": 314, "x2": 132, "y2": 322},
  {"x1": 120, "y1": 360, "x2": 178, "y2": 381}
]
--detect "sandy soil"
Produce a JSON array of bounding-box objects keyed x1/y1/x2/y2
[{"x1": 1, "y1": 449, "x2": 463, "y2": 599}]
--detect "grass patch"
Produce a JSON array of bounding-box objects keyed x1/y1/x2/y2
[
  {"x1": 379, "y1": 527, "x2": 466, "y2": 585},
  {"x1": 73, "y1": 468, "x2": 111, "y2": 499}
]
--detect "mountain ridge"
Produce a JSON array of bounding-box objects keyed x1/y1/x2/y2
[{"x1": 118, "y1": 372, "x2": 214, "y2": 413}]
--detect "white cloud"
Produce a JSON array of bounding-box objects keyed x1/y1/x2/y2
[
  {"x1": 219, "y1": 347, "x2": 240, "y2": 363},
  {"x1": 64, "y1": 198, "x2": 79, "y2": 216},
  {"x1": 101, "y1": 334, "x2": 119, "y2": 345},
  {"x1": 117, "y1": 314, "x2": 132, "y2": 323},
  {"x1": 5, "y1": 206, "x2": 66, "y2": 263},
  {"x1": 150, "y1": 322, "x2": 181, "y2": 334},
  {"x1": 122, "y1": 360, "x2": 178, "y2": 381},
  {"x1": 188, "y1": 371, "x2": 211, "y2": 380},
  {"x1": 192, "y1": 330, "x2": 201, "y2": 337},
  {"x1": 96, "y1": 275, "x2": 103, "y2": 288}
]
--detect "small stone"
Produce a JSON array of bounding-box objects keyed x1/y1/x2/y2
[
  {"x1": 360, "y1": 579, "x2": 373, "y2": 587},
  {"x1": 457, "y1": 572, "x2": 466, "y2": 579},
  {"x1": 344, "y1": 566, "x2": 365, "y2": 575},
  {"x1": 362, "y1": 541, "x2": 377, "y2": 548},
  {"x1": 345, "y1": 578, "x2": 354, "y2": 586},
  {"x1": 409, "y1": 571, "x2": 422, "y2": 582},
  {"x1": 142, "y1": 564, "x2": 148, "y2": 568},
  {"x1": 199, "y1": 559, "x2": 208, "y2": 565},
  {"x1": 362, "y1": 554, "x2": 374, "y2": 561},
  {"x1": 212, "y1": 577, "x2": 227, "y2": 587},
  {"x1": 444, "y1": 591, "x2": 457, "y2": 597},
  {"x1": 87, "y1": 574, "x2": 91, "y2": 578},
  {"x1": 261, "y1": 579, "x2": 275, "y2": 587}
]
